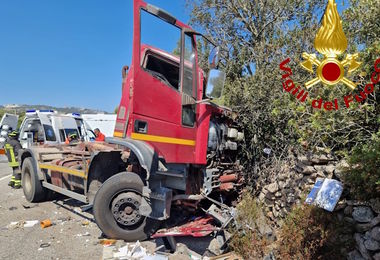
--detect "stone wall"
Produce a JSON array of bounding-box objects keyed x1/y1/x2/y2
[
  {"x1": 256, "y1": 150, "x2": 341, "y2": 225},
  {"x1": 254, "y1": 149, "x2": 380, "y2": 259},
  {"x1": 340, "y1": 201, "x2": 380, "y2": 260}
]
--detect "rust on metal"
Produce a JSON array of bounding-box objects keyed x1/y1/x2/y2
[
  {"x1": 220, "y1": 182, "x2": 234, "y2": 191},
  {"x1": 219, "y1": 174, "x2": 238, "y2": 183}
]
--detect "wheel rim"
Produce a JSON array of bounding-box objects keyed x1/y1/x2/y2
[
  {"x1": 111, "y1": 191, "x2": 143, "y2": 227},
  {"x1": 24, "y1": 170, "x2": 32, "y2": 194}
]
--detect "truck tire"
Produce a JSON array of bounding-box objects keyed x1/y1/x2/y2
[
  {"x1": 93, "y1": 172, "x2": 161, "y2": 241},
  {"x1": 22, "y1": 157, "x2": 46, "y2": 202}
]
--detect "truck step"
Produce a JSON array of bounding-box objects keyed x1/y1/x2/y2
[{"x1": 155, "y1": 171, "x2": 184, "y2": 178}]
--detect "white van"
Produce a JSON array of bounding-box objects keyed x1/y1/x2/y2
[{"x1": 19, "y1": 110, "x2": 95, "y2": 149}]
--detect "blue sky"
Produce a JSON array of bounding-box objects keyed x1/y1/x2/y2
[
  {"x1": 0, "y1": 1, "x2": 350, "y2": 112},
  {"x1": 0, "y1": 0, "x2": 189, "y2": 112}
]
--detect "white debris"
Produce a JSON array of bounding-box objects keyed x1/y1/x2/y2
[
  {"x1": 76, "y1": 232, "x2": 90, "y2": 237},
  {"x1": 7, "y1": 220, "x2": 39, "y2": 229},
  {"x1": 112, "y1": 241, "x2": 168, "y2": 260},
  {"x1": 24, "y1": 220, "x2": 39, "y2": 228}
]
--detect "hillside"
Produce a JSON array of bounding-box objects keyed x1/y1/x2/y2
[{"x1": 0, "y1": 104, "x2": 108, "y2": 115}]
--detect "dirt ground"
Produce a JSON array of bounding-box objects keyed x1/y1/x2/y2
[{"x1": 0, "y1": 158, "x2": 212, "y2": 260}]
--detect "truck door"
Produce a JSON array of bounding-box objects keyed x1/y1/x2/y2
[
  {"x1": 0, "y1": 113, "x2": 19, "y2": 148},
  {"x1": 122, "y1": 0, "x2": 197, "y2": 163},
  {"x1": 51, "y1": 116, "x2": 80, "y2": 143},
  {"x1": 38, "y1": 113, "x2": 57, "y2": 145},
  {"x1": 0, "y1": 113, "x2": 19, "y2": 131}
]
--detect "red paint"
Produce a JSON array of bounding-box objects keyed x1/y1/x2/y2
[
  {"x1": 219, "y1": 174, "x2": 238, "y2": 183},
  {"x1": 151, "y1": 216, "x2": 217, "y2": 238},
  {"x1": 114, "y1": 0, "x2": 225, "y2": 164},
  {"x1": 220, "y1": 182, "x2": 234, "y2": 191},
  {"x1": 322, "y1": 62, "x2": 341, "y2": 81}
]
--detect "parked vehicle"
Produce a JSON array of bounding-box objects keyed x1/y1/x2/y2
[
  {"x1": 0, "y1": 113, "x2": 19, "y2": 149},
  {"x1": 18, "y1": 110, "x2": 95, "y2": 148},
  {"x1": 19, "y1": 0, "x2": 244, "y2": 242}
]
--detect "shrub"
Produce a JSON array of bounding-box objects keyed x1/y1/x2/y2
[
  {"x1": 229, "y1": 194, "x2": 268, "y2": 259},
  {"x1": 277, "y1": 204, "x2": 354, "y2": 259},
  {"x1": 342, "y1": 132, "x2": 380, "y2": 200}
]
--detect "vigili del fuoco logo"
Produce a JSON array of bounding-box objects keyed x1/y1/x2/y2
[{"x1": 279, "y1": 0, "x2": 380, "y2": 111}]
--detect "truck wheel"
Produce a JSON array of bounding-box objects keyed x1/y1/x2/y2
[
  {"x1": 22, "y1": 157, "x2": 46, "y2": 202},
  {"x1": 93, "y1": 172, "x2": 161, "y2": 241}
]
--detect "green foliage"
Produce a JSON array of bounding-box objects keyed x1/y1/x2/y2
[
  {"x1": 342, "y1": 132, "x2": 380, "y2": 200},
  {"x1": 188, "y1": 0, "x2": 380, "y2": 185}
]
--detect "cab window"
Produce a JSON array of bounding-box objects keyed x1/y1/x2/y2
[
  {"x1": 21, "y1": 119, "x2": 45, "y2": 143},
  {"x1": 140, "y1": 9, "x2": 181, "y2": 90},
  {"x1": 182, "y1": 34, "x2": 196, "y2": 98},
  {"x1": 43, "y1": 124, "x2": 56, "y2": 142}
]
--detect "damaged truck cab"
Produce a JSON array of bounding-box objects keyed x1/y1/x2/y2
[{"x1": 20, "y1": 0, "x2": 244, "y2": 241}]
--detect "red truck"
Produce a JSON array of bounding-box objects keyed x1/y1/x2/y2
[{"x1": 19, "y1": 0, "x2": 244, "y2": 241}]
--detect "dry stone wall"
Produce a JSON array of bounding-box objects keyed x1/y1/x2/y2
[{"x1": 254, "y1": 149, "x2": 380, "y2": 259}]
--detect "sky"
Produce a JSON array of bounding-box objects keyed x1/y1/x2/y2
[
  {"x1": 0, "y1": 1, "x2": 350, "y2": 113},
  {"x1": 0, "y1": 0, "x2": 190, "y2": 112}
]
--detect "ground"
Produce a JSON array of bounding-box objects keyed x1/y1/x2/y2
[{"x1": 0, "y1": 157, "x2": 212, "y2": 260}]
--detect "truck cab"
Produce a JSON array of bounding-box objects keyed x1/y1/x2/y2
[{"x1": 19, "y1": 0, "x2": 244, "y2": 243}]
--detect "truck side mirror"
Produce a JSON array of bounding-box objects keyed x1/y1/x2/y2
[
  {"x1": 206, "y1": 69, "x2": 226, "y2": 99},
  {"x1": 209, "y1": 46, "x2": 220, "y2": 69}
]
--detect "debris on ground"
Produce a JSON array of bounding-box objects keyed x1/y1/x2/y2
[
  {"x1": 81, "y1": 220, "x2": 90, "y2": 226},
  {"x1": 102, "y1": 241, "x2": 170, "y2": 260},
  {"x1": 22, "y1": 203, "x2": 38, "y2": 209},
  {"x1": 24, "y1": 220, "x2": 39, "y2": 228},
  {"x1": 203, "y1": 252, "x2": 243, "y2": 260},
  {"x1": 305, "y1": 178, "x2": 343, "y2": 211},
  {"x1": 40, "y1": 219, "x2": 52, "y2": 228},
  {"x1": 152, "y1": 217, "x2": 218, "y2": 238},
  {"x1": 8, "y1": 220, "x2": 39, "y2": 229},
  {"x1": 76, "y1": 232, "x2": 91, "y2": 237},
  {"x1": 99, "y1": 239, "x2": 118, "y2": 246},
  {"x1": 38, "y1": 242, "x2": 51, "y2": 251}
]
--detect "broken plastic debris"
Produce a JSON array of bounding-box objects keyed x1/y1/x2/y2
[
  {"x1": 111, "y1": 241, "x2": 169, "y2": 260},
  {"x1": 22, "y1": 203, "x2": 38, "y2": 209},
  {"x1": 113, "y1": 241, "x2": 154, "y2": 259},
  {"x1": 305, "y1": 178, "x2": 343, "y2": 212},
  {"x1": 99, "y1": 239, "x2": 117, "y2": 246},
  {"x1": 38, "y1": 242, "x2": 51, "y2": 251},
  {"x1": 24, "y1": 220, "x2": 39, "y2": 228},
  {"x1": 40, "y1": 219, "x2": 52, "y2": 229},
  {"x1": 81, "y1": 220, "x2": 90, "y2": 226},
  {"x1": 76, "y1": 232, "x2": 90, "y2": 237},
  {"x1": 263, "y1": 148, "x2": 271, "y2": 155}
]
